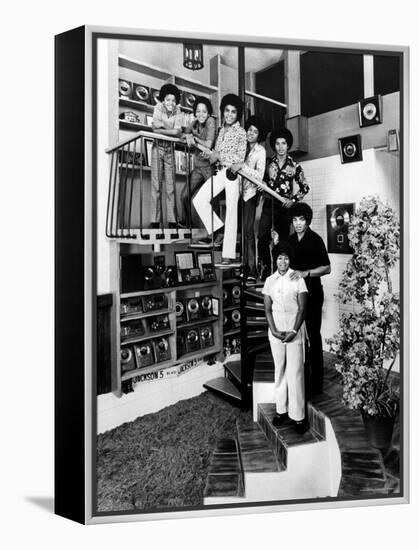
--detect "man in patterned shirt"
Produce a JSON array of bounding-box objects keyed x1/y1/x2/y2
[
  {"x1": 193, "y1": 93, "x2": 247, "y2": 265},
  {"x1": 258, "y1": 128, "x2": 309, "y2": 279}
]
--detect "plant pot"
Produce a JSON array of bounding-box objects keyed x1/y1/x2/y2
[{"x1": 361, "y1": 412, "x2": 395, "y2": 453}]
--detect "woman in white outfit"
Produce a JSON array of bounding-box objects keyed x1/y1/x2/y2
[
  {"x1": 193, "y1": 94, "x2": 247, "y2": 265},
  {"x1": 262, "y1": 241, "x2": 308, "y2": 434}
]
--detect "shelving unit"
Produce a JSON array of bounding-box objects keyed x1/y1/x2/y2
[
  {"x1": 118, "y1": 53, "x2": 219, "y2": 135},
  {"x1": 116, "y1": 273, "x2": 224, "y2": 395}
]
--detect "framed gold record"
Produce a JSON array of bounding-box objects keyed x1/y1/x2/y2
[{"x1": 358, "y1": 94, "x2": 383, "y2": 127}]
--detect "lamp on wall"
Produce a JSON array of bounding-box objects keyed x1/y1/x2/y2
[{"x1": 183, "y1": 43, "x2": 204, "y2": 71}]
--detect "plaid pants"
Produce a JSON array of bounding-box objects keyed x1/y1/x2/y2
[{"x1": 150, "y1": 143, "x2": 176, "y2": 224}]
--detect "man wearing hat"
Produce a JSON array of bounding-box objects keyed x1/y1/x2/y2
[{"x1": 258, "y1": 127, "x2": 309, "y2": 279}]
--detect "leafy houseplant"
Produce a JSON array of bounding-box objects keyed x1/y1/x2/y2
[{"x1": 327, "y1": 196, "x2": 400, "y2": 449}]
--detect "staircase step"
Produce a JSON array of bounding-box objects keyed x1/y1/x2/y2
[
  {"x1": 203, "y1": 376, "x2": 242, "y2": 402},
  {"x1": 246, "y1": 318, "x2": 268, "y2": 327},
  {"x1": 247, "y1": 342, "x2": 270, "y2": 355},
  {"x1": 243, "y1": 288, "x2": 264, "y2": 301},
  {"x1": 237, "y1": 422, "x2": 284, "y2": 473},
  {"x1": 253, "y1": 352, "x2": 274, "y2": 382},
  {"x1": 224, "y1": 360, "x2": 242, "y2": 385},
  {"x1": 204, "y1": 438, "x2": 244, "y2": 499},
  {"x1": 247, "y1": 330, "x2": 268, "y2": 339},
  {"x1": 245, "y1": 302, "x2": 265, "y2": 313},
  {"x1": 257, "y1": 403, "x2": 324, "y2": 468}
]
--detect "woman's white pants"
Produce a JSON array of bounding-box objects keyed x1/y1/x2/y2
[{"x1": 268, "y1": 333, "x2": 305, "y2": 421}]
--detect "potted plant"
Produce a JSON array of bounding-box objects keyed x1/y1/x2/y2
[{"x1": 327, "y1": 195, "x2": 400, "y2": 452}]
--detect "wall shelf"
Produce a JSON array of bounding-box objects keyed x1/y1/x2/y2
[
  {"x1": 177, "y1": 315, "x2": 219, "y2": 330},
  {"x1": 121, "y1": 280, "x2": 219, "y2": 299},
  {"x1": 120, "y1": 308, "x2": 174, "y2": 322},
  {"x1": 176, "y1": 345, "x2": 219, "y2": 363},
  {"x1": 120, "y1": 328, "x2": 174, "y2": 346}
]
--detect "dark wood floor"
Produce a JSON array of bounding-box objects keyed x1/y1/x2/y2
[{"x1": 312, "y1": 352, "x2": 400, "y2": 495}]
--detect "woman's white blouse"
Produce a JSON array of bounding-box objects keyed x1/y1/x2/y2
[{"x1": 262, "y1": 269, "x2": 308, "y2": 342}]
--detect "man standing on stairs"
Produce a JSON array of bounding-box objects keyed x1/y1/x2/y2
[{"x1": 285, "y1": 203, "x2": 331, "y2": 397}]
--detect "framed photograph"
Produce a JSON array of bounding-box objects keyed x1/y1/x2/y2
[
  {"x1": 174, "y1": 251, "x2": 195, "y2": 283},
  {"x1": 197, "y1": 252, "x2": 213, "y2": 278},
  {"x1": 358, "y1": 94, "x2": 383, "y2": 127},
  {"x1": 326, "y1": 203, "x2": 355, "y2": 254},
  {"x1": 55, "y1": 25, "x2": 408, "y2": 526},
  {"x1": 180, "y1": 267, "x2": 201, "y2": 284},
  {"x1": 338, "y1": 134, "x2": 363, "y2": 164}
]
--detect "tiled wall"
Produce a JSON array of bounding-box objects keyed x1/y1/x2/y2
[{"x1": 301, "y1": 148, "x2": 400, "y2": 358}]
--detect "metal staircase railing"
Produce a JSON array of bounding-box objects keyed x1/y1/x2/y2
[{"x1": 105, "y1": 130, "x2": 193, "y2": 243}]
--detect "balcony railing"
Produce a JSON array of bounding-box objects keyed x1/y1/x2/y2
[{"x1": 105, "y1": 130, "x2": 193, "y2": 243}]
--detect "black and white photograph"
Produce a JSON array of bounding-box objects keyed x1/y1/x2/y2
[{"x1": 86, "y1": 27, "x2": 407, "y2": 522}]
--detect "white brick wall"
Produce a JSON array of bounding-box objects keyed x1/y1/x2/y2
[{"x1": 302, "y1": 148, "x2": 400, "y2": 348}]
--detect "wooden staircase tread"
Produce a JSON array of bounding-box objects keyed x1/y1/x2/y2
[
  {"x1": 247, "y1": 343, "x2": 270, "y2": 355},
  {"x1": 204, "y1": 474, "x2": 244, "y2": 498},
  {"x1": 241, "y1": 449, "x2": 284, "y2": 473},
  {"x1": 209, "y1": 454, "x2": 241, "y2": 474},
  {"x1": 246, "y1": 318, "x2": 268, "y2": 326},
  {"x1": 247, "y1": 330, "x2": 268, "y2": 339},
  {"x1": 204, "y1": 438, "x2": 244, "y2": 498},
  {"x1": 338, "y1": 474, "x2": 389, "y2": 496},
  {"x1": 224, "y1": 361, "x2": 242, "y2": 384},
  {"x1": 213, "y1": 438, "x2": 238, "y2": 454},
  {"x1": 245, "y1": 302, "x2": 265, "y2": 312},
  {"x1": 203, "y1": 377, "x2": 242, "y2": 401},
  {"x1": 243, "y1": 288, "x2": 264, "y2": 301},
  {"x1": 258, "y1": 403, "x2": 324, "y2": 447}
]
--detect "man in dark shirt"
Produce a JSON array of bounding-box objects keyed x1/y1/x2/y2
[{"x1": 285, "y1": 203, "x2": 331, "y2": 396}]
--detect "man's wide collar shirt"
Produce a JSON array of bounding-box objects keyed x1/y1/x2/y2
[{"x1": 266, "y1": 154, "x2": 309, "y2": 201}]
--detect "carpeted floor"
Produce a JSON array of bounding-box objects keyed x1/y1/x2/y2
[{"x1": 96, "y1": 392, "x2": 252, "y2": 512}]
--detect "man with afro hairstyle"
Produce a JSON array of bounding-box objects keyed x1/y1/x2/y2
[
  {"x1": 258, "y1": 127, "x2": 309, "y2": 279},
  {"x1": 193, "y1": 93, "x2": 247, "y2": 264},
  {"x1": 286, "y1": 202, "x2": 331, "y2": 397}
]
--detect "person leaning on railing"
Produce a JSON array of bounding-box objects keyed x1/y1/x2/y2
[
  {"x1": 180, "y1": 96, "x2": 216, "y2": 228},
  {"x1": 229, "y1": 115, "x2": 267, "y2": 283},
  {"x1": 149, "y1": 83, "x2": 183, "y2": 229},
  {"x1": 193, "y1": 93, "x2": 247, "y2": 265}
]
